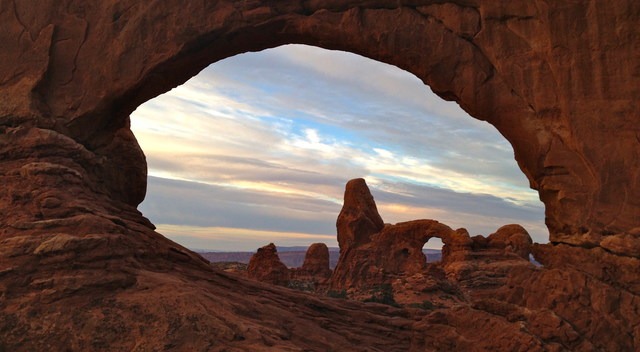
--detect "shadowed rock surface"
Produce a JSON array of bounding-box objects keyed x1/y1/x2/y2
[
  {"x1": 486, "y1": 224, "x2": 534, "y2": 260},
  {"x1": 336, "y1": 178, "x2": 385, "y2": 250},
  {"x1": 0, "y1": 1, "x2": 639, "y2": 350},
  {"x1": 247, "y1": 243, "x2": 290, "y2": 286},
  {"x1": 200, "y1": 247, "x2": 341, "y2": 269},
  {"x1": 246, "y1": 243, "x2": 333, "y2": 292},
  {"x1": 300, "y1": 243, "x2": 332, "y2": 279},
  {"x1": 289, "y1": 243, "x2": 333, "y2": 293},
  {"x1": 330, "y1": 180, "x2": 536, "y2": 303}
]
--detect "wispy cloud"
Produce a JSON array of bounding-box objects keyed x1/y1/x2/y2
[
  {"x1": 156, "y1": 224, "x2": 337, "y2": 252},
  {"x1": 131, "y1": 44, "x2": 546, "y2": 250}
]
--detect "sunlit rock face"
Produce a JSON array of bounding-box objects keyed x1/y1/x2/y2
[{"x1": 0, "y1": 1, "x2": 638, "y2": 350}]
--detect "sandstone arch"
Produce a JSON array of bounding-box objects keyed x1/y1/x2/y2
[
  {"x1": 1, "y1": 1, "x2": 639, "y2": 350},
  {"x1": 329, "y1": 179, "x2": 534, "y2": 291},
  {"x1": 3, "y1": 1, "x2": 638, "y2": 251}
]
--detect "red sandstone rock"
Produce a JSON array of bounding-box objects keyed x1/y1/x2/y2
[
  {"x1": 336, "y1": 178, "x2": 384, "y2": 250},
  {"x1": 2, "y1": 0, "x2": 637, "y2": 246},
  {"x1": 487, "y1": 224, "x2": 533, "y2": 260},
  {"x1": 247, "y1": 243, "x2": 290, "y2": 286},
  {"x1": 332, "y1": 179, "x2": 463, "y2": 294},
  {"x1": 289, "y1": 243, "x2": 333, "y2": 293},
  {"x1": 330, "y1": 179, "x2": 536, "y2": 303},
  {"x1": 440, "y1": 228, "x2": 474, "y2": 264},
  {"x1": 301, "y1": 243, "x2": 332, "y2": 278},
  {"x1": 0, "y1": 1, "x2": 638, "y2": 350},
  {"x1": 441, "y1": 226, "x2": 535, "y2": 294}
]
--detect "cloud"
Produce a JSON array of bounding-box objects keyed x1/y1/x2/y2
[
  {"x1": 143, "y1": 176, "x2": 341, "y2": 233},
  {"x1": 156, "y1": 224, "x2": 338, "y2": 252},
  {"x1": 373, "y1": 181, "x2": 543, "y2": 222},
  {"x1": 131, "y1": 44, "x2": 547, "y2": 250},
  {"x1": 185, "y1": 45, "x2": 530, "y2": 191},
  {"x1": 141, "y1": 175, "x2": 547, "y2": 249}
]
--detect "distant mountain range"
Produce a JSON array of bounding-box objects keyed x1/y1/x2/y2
[{"x1": 196, "y1": 246, "x2": 442, "y2": 269}]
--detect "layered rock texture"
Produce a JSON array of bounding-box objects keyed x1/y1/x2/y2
[
  {"x1": 330, "y1": 179, "x2": 536, "y2": 304},
  {"x1": 300, "y1": 243, "x2": 332, "y2": 278},
  {"x1": 290, "y1": 243, "x2": 333, "y2": 292},
  {"x1": 330, "y1": 179, "x2": 640, "y2": 350},
  {"x1": 247, "y1": 243, "x2": 333, "y2": 292},
  {"x1": 247, "y1": 243, "x2": 291, "y2": 286},
  {"x1": 0, "y1": 0, "x2": 638, "y2": 350}
]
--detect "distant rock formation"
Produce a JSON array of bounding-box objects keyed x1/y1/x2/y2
[
  {"x1": 487, "y1": 224, "x2": 534, "y2": 260},
  {"x1": 210, "y1": 261, "x2": 248, "y2": 275},
  {"x1": 330, "y1": 179, "x2": 535, "y2": 304},
  {"x1": 247, "y1": 243, "x2": 333, "y2": 292},
  {"x1": 336, "y1": 178, "x2": 385, "y2": 250},
  {"x1": 1, "y1": 1, "x2": 638, "y2": 350},
  {"x1": 247, "y1": 243, "x2": 290, "y2": 286},
  {"x1": 288, "y1": 243, "x2": 333, "y2": 292},
  {"x1": 300, "y1": 243, "x2": 332, "y2": 279},
  {"x1": 200, "y1": 247, "x2": 341, "y2": 269}
]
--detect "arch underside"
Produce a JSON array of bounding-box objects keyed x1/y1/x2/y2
[{"x1": 0, "y1": 0, "x2": 639, "y2": 350}]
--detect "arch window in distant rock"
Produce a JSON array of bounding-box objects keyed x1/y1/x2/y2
[
  {"x1": 130, "y1": 44, "x2": 546, "y2": 253},
  {"x1": 423, "y1": 239, "x2": 443, "y2": 264}
]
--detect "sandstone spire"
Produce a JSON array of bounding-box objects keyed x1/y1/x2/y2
[{"x1": 336, "y1": 178, "x2": 385, "y2": 250}]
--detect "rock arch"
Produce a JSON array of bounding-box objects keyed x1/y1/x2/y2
[
  {"x1": 1, "y1": 1, "x2": 639, "y2": 350},
  {"x1": 3, "y1": 1, "x2": 638, "y2": 251},
  {"x1": 329, "y1": 179, "x2": 533, "y2": 290}
]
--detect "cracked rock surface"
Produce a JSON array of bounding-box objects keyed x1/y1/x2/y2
[{"x1": 0, "y1": 1, "x2": 639, "y2": 350}]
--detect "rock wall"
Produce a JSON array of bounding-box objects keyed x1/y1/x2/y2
[
  {"x1": 2, "y1": 1, "x2": 638, "y2": 249},
  {"x1": 0, "y1": 0, "x2": 639, "y2": 350}
]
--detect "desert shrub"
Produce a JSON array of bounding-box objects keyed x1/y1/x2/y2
[{"x1": 327, "y1": 289, "x2": 347, "y2": 299}]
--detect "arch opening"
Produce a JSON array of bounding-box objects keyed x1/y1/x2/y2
[
  {"x1": 2, "y1": 3, "x2": 638, "y2": 350},
  {"x1": 423, "y1": 238, "x2": 443, "y2": 264},
  {"x1": 130, "y1": 44, "x2": 547, "y2": 253}
]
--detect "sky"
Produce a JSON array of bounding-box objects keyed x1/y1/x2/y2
[{"x1": 130, "y1": 44, "x2": 547, "y2": 251}]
